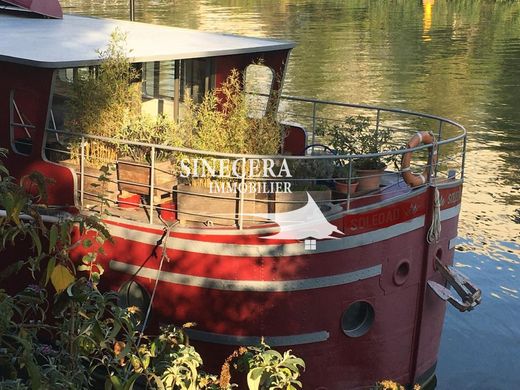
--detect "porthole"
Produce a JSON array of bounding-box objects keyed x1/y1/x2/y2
[
  {"x1": 393, "y1": 260, "x2": 411, "y2": 286},
  {"x1": 118, "y1": 280, "x2": 151, "y2": 321},
  {"x1": 341, "y1": 301, "x2": 375, "y2": 337}
]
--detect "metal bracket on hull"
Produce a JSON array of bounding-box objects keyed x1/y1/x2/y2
[{"x1": 428, "y1": 257, "x2": 481, "y2": 312}]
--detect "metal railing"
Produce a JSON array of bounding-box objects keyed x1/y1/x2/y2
[{"x1": 44, "y1": 96, "x2": 466, "y2": 229}]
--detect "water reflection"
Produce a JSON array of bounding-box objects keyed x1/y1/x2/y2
[
  {"x1": 61, "y1": 0, "x2": 520, "y2": 388},
  {"x1": 63, "y1": 0, "x2": 520, "y2": 251}
]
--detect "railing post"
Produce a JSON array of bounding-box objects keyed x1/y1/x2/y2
[
  {"x1": 238, "y1": 157, "x2": 246, "y2": 229},
  {"x1": 129, "y1": 0, "x2": 135, "y2": 21},
  {"x1": 149, "y1": 146, "x2": 155, "y2": 224},
  {"x1": 311, "y1": 102, "x2": 317, "y2": 153},
  {"x1": 375, "y1": 109, "x2": 381, "y2": 133},
  {"x1": 434, "y1": 120, "x2": 443, "y2": 178},
  {"x1": 461, "y1": 133, "x2": 467, "y2": 180},
  {"x1": 347, "y1": 157, "x2": 353, "y2": 211},
  {"x1": 80, "y1": 136, "x2": 85, "y2": 208}
]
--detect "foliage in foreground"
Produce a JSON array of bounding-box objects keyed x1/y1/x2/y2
[{"x1": 0, "y1": 152, "x2": 305, "y2": 389}]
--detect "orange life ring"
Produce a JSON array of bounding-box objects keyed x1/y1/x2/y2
[{"x1": 401, "y1": 131, "x2": 437, "y2": 187}]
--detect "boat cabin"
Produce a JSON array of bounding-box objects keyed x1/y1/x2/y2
[{"x1": 0, "y1": 11, "x2": 296, "y2": 220}]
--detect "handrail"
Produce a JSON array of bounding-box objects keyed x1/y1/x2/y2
[
  {"x1": 45, "y1": 127, "x2": 462, "y2": 162},
  {"x1": 44, "y1": 96, "x2": 466, "y2": 228}
]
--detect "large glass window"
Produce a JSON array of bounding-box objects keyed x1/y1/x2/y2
[
  {"x1": 45, "y1": 59, "x2": 215, "y2": 161},
  {"x1": 244, "y1": 64, "x2": 274, "y2": 118},
  {"x1": 181, "y1": 58, "x2": 212, "y2": 104},
  {"x1": 142, "y1": 59, "x2": 214, "y2": 120}
]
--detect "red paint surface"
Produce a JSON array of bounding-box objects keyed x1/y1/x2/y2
[
  {"x1": 86, "y1": 186, "x2": 461, "y2": 389},
  {"x1": 0, "y1": 62, "x2": 76, "y2": 207}
]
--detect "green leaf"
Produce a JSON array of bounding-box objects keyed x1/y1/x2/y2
[
  {"x1": 247, "y1": 367, "x2": 265, "y2": 390},
  {"x1": 82, "y1": 254, "x2": 94, "y2": 264},
  {"x1": 123, "y1": 373, "x2": 141, "y2": 390},
  {"x1": 148, "y1": 373, "x2": 165, "y2": 390},
  {"x1": 110, "y1": 375, "x2": 124, "y2": 390},
  {"x1": 28, "y1": 229, "x2": 42, "y2": 257},
  {"x1": 108, "y1": 320, "x2": 121, "y2": 339},
  {"x1": 49, "y1": 224, "x2": 58, "y2": 252},
  {"x1": 25, "y1": 355, "x2": 42, "y2": 390},
  {"x1": 45, "y1": 256, "x2": 56, "y2": 285}
]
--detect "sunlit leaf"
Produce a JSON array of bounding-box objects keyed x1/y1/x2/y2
[{"x1": 50, "y1": 264, "x2": 75, "y2": 293}]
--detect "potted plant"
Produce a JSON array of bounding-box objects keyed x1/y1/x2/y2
[
  {"x1": 174, "y1": 70, "x2": 284, "y2": 226},
  {"x1": 267, "y1": 158, "x2": 333, "y2": 214},
  {"x1": 61, "y1": 30, "x2": 141, "y2": 206},
  {"x1": 324, "y1": 115, "x2": 393, "y2": 192},
  {"x1": 333, "y1": 163, "x2": 358, "y2": 194},
  {"x1": 114, "y1": 114, "x2": 183, "y2": 209}
]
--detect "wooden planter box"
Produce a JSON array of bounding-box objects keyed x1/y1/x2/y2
[
  {"x1": 259, "y1": 189, "x2": 332, "y2": 214},
  {"x1": 117, "y1": 159, "x2": 176, "y2": 200},
  {"x1": 176, "y1": 184, "x2": 331, "y2": 227},
  {"x1": 175, "y1": 184, "x2": 259, "y2": 226},
  {"x1": 60, "y1": 159, "x2": 118, "y2": 206}
]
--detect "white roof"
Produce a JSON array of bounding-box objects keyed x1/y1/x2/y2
[{"x1": 0, "y1": 14, "x2": 294, "y2": 68}]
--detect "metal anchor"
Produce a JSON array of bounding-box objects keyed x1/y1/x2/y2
[{"x1": 427, "y1": 257, "x2": 482, "y2": 312}]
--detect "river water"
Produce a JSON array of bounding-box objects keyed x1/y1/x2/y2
[{"x1": 62, "y1": 1, "x2": 520, "y2": 388}]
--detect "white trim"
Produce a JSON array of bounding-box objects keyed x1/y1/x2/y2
[
  {"x1": 106, "y1": 204, "x2": 460, "y2": 257},
  {"x1": 109, "y1": 261, "x2": 382, "y2": 292},
  {"x1": 107, "y1": 216, "x2": 426, "y2": 257},
  {"x1": 440, "y1": 204, "x2": 461, "y2": 221},
  {"x1": 185, "y1": 328, "x2": 329, "y2": 346}
]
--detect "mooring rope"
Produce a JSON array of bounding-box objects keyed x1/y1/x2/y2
[
  {"x1": 136, "y1": 221, "x2": 178, "y2": 347},
  {"x1": 427, "y1": 186, "x2": 441, "y2": 244}
]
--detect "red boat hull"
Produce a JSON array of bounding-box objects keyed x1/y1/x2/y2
[{"x1": 84, "y1": 184, "x2": 462, "y2": 389}]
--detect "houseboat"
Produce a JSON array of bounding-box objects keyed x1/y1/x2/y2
[{"x1": 0, "y1": 1, "x2": 480, "y2": 389}]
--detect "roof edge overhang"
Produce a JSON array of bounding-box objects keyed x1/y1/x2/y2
[
  {"x1": 0, "y1": 0, "x2": 63, "y2": 19},
  {"x1": 0, "y1": 45, "x2": 295, "y2": 69}
]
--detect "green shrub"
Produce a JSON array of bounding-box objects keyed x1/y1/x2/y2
[{"x1": 0, "y1": 151, "x2": 305, "y2": 389}]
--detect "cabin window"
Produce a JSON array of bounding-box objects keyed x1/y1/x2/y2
[
  {"x1": 45, "y1": 67, "x2": 93, "y2": 163},
  {"x1": 141, "y1": 61, "x2": 175, "y2": 119},
  {"x1": 180, "y1": 58, "x2": 212, "y2": 104},
  {"x1": 58, "y1": 68, "x2": 74, "y2": 83},
  {"x1": 178, "y1": 58, "x2": 213, "y2": 119},
  {"x1": 141, "y1": 59, "x2": 214, "y2": 120},
  {"x1": 10, "y1": 90, "x2": 36, "y2": 156},
  {"x1": 244, "y1": 64, "x2": 275, "y2": 118}
]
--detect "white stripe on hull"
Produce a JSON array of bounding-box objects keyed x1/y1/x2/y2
[
  {"x1": 186, "y1": 328, "x2": 330, "y2": 346},
  {"x1": 109, "y1": 261, "x2": 382, "y2": 292},
  {"x1": 106, "y1": 205, "x2": 460, "y2": 257},
  {"x1": 440, "y1": 204, "x2": 461, "y2": 221},
  {"x1": 109, "y1": 216, "x2": 425, "y2": 256}
]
